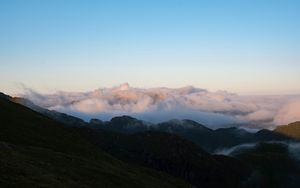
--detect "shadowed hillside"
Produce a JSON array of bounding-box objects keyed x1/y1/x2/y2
[
  {"x1": 0, "y1": 93, "x2": 189, "y2": 188},
  {"x1": 2, "y1": 92, "x2": 300, "y2": 188},
  {"x1": 234, "y1": 142, "x2": 300, "y2": 188},
  {"x1": 79, "y1": 128, "x2": 253, "y2": 188}
]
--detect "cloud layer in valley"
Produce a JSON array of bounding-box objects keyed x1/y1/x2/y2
[
  {"x1": 21, "y1": 83, "x2": 300, "y2": 129},
  {"x1": 214, "y1": 141, "x2": 300, "y2": 163}
]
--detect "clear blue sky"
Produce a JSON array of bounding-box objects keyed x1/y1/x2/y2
[{"x1": 1, "y1": 0, "x2": 300, "y2": 95}]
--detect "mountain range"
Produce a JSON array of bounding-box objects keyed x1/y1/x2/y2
[
  {"x1": 1, "y1": 92, "x2": 300, "y2": 187},
  {"x1": 8, "y1": 95, "x2": 295, "y2": 151}
]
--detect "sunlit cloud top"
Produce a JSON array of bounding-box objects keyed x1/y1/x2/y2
[{"x1": 22, "y1": 83, "x2": 300, "y2": 129}]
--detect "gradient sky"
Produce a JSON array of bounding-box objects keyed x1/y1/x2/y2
[{"x1": 1, "y1": 0, "x2": 300, "y2": 95}]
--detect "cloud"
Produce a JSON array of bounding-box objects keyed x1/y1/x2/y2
[
  {"x1": 274, "y1": 99, "x2": 300, "y2": 125},
  {"x1": 214, "y1": 141, "x2": 300, "y2": 162},
  {"x1": 214, "y1": 143, "x2": 257, "y2": 155},
  {"x1": 20, "y1": 83, "x2": 300, "y2": 129},
  {"x1": 288, "y1": 142, "x2": 300, "y2": 162}
]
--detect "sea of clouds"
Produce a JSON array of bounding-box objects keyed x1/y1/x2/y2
[{"x1": 21, "y1": 83, "x2": 300, "y2": 129}]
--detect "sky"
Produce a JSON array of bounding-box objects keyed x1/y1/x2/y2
[{"x1": 1, "y1": 0, "x2": 300, "y2": 95}]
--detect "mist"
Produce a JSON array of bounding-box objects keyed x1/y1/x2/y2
[
  {"x1": 214, "y1": 141, "x2": 300, "y2": 162},
  {"x1": 21, "y1": 83, "x2": 300, "y2": 129}
]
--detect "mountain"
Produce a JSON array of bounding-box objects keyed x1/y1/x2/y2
[
  {"x1": 156, "y1": 119, "x2": 212, "y2": 132},
  {"x1": 87, "y1": 115, "x2": 150, "y2": 133},
  {"x1": 2, "y1": 92, "x2": 300, "y2": 187},
  {"x1": 0, "y1": 93, "x2": 189, "y2": 187},
  {"x1": 11, "y1": 96, "x2": 86, "y2": 127},
  {"x1": 0, "y1": 93, "x2": 254, "y2": 187},
  {"x1": 107, "y1": 115, "x2": 150, "y2": 133},
  {"x1": 9, "y1": 96, "x2": 293, "y2": 152},
  {"x1": 89, "y1": 116, "x2": 290, "y2": 152},
  {"x1": 0, "y1": 92, "x2": 11, "y2": 100},
  {"x1": 79, "y1": 128, "x2": 252, "y2": 188},
  {"x1": 234, "y1": 142, "x2": 300, "y2": 188},
  {"x1": 274, "y1": 122, "x2": 300, "y2": 139},
  {"x1": 155, "y1": 120, "x2": 292, "y2": 151}
]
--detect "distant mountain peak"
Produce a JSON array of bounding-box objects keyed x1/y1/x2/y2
[
  {"x1": 110, "y1": 115, "x2": 137, "y2": 122},
  {"x1": 158, "y1": 119, "x2": 211, "y2": 131},
  {"x1": 107, "y1": 115, "x2": 149, "y2": 133}
]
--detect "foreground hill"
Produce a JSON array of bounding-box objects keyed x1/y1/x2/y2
[
  {"x1": 80, "y1": 128, "x2": 252, "y2": 188},
  {"x1": 0, "y1": 93, "x2": 189, "y2": 187},
  {"x1": 234, "y1": 142, "x2": 300, "y2": 188}
]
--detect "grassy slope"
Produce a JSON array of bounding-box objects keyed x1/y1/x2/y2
[
  {"x1": 274, "y1": 122, "x2": 300, "y2": 139},
  {"x1": 0, "y1": 96, "x2": 189, "y2": 188}
]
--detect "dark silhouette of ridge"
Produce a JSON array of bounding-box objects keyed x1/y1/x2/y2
[{"x1": 0, "y1": 93, "x2": 190, "y2": 188}]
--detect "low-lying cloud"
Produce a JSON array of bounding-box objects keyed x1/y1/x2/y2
[
  {"x1": 21, "y1": 83, "x2": 300, "y2": 129},
  {"x1": 214, "y1": 141, "x2": 300, "y2": 162}
]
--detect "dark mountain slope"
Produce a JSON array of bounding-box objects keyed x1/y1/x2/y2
[
  {"x1": 154, "y1": 120, "x2": 290, "y2": 151},
  {"x1": 89, "y1": 116, "x2": 290, "y2": 151},
  {"x1": 234, "y1": 142, "x2": 300, "y2": 188},
  {"x1": 80, "y1": 128, "x2": 252, "y2": 188},
  {"x1": 0, "y1": 93, "x2": 189, "y2": 188},
  {"x1": 11, "y1": 96, "x2": 86, "y2": 127},
  {"x1": 3, "y1": 93, "x2": 299, "y2": 187}
]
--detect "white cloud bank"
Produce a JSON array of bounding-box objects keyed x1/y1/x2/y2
[{"x1": 21, "y1": 83, "x2": 300, "y2": 129}]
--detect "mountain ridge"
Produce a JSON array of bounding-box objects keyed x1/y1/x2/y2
[
  {"x1": 0, "y1": 92, "x2": 190, "y2": 187},
  {"x1": 2, "y1": 92, "x2": 300, "y2": 187},
  {"x1": 9, "y1": 95, "x2": 295, "y2": 151}
]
